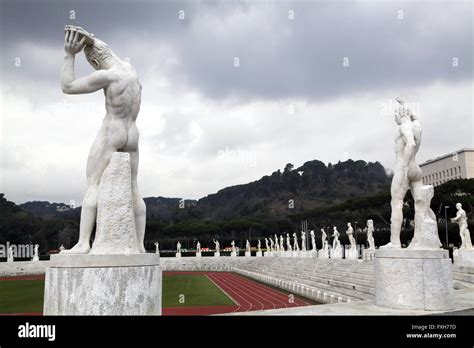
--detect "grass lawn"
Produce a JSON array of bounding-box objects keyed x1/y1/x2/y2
[
  {"x1": 0, "y1": 274, "x2": 233, "y2": 313},
  {"x1": 162, "y1": 274, "x2": 234, "y2": 307},
  {"x1": 0, "y1": 280, "x2": 45, "y2": 313}
]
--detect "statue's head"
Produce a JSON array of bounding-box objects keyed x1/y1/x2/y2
[
  {"x1": 347, "y1": 222, "x2": 352, "y2": 227},
  {"x1": 456, "y1": 202, "x2": 462, "y2": 209},
  {"x1": 84, "y1": 39, "x2": 112, "y2": 70},
  {"x1": 367, "y1": 219, "x2": 373, "y2": 226}
]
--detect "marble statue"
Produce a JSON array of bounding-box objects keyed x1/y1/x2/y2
[
  {"x1": 346, "y1": 223, "x2": 356, "y2": 249},
  {"x1": 7, "y1": 246, "x2": 14, "y2": 262},
  {"x1": 292, "y1": 232, "x2": 300, "y2": 251},
  {"x1": 33, "y1": 244, "x2": 40, "y2": 262},
  {"x1": 274, "y1": 234, "x2": 279, "y2": 252},
  {"x1": 176, "y1": 241, "x2": 181, "y2": 253},
  {"x1": 451, "y1": 203, "x2": 472, "y2": 249},
  {"x1": 246, "y1": 240, "x2": 251, "y2": 252},
  {"x1": 154, "y1": 242, "x2": 160, "y2": 255},
  {"x1": 382, "y1": 100, "x2": 441, "y2": 249},
  {"x1": 301, "y1": 231, "x2": 306, "y2": 251},
  {"x1": 279, "y1": 235, "x2": 285, "y2": 251},
  {"x1": 60, "y1": 25, "x2": 146, "y2": 255},
  {"x1": 269, "y1": 238, "x2": 274, "y2": 251},
  {"x1": 231, "y1": 240, "x2": 236, "y2": 251},
  {"x1": 310, "y1": 230, "x2": 316, "y2": 251},
  {"x1": 257, "y1": 239, "x2": 261, "y2": 252},
  {"x1": 286, "y1": 233, "x2": 293, "y2": 252},
  {"x1": 332, "y1": 227, "x2": 340, "y2": 249},
  {"x1": 367, "y1": 220, "x2": 375, "y2": 250},
  {"x1": 265, "y1": 238, "x2": 270, "y2": 251},
  {"x1": 196, "y1": 241, "x2": 201, "y2": 253},
  {"x1": 213, "y1": 239, "x2": 220, "y2": 251},
  {"x1": 321, "y1": 228, "x2": 328, "y2": 249},
  {"x1": 59, "y1": 245, "x2": 65, "y2": 252}
]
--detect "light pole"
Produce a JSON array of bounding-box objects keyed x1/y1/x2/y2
[{"x1": 444, "y1": 206, "x2": 450, "y2": 248}]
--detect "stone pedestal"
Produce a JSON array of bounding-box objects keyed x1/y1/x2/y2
[
  {"x1": 230, "y1": 251, "x2": 237, "y2": 257},
  {"x1": 318, "y1": 249, "x2": 329, "y2": 259},
  {"x1": 175, "y1": 252, "x2": 181, "y2": 258},
  {"x1": 264, "y1": 251, "x2": 273, "y2": 257},
  {"x1": 196, "y1": 252, "x2": 201, "y2": 258},
  {"x1": 32, "y1": 255, "x2": 39, "y2": 262},
  {"x1": 374, "y1": 249, "x2": 454, "y2": 311},
  {"x1": 363, "y1": 249, "x2": 376, "y2": 261},
  {"x1": 245, "y1": 251, "x2": 251, "y2": 257},
  {"x1": 346, "y1": 248, "x2": 358, "y2": 260},
  {"x1": 214, "y1": 251, "x2": 220, "y2": 257},
  {"x1": 292, "y1": 251, "x2": 300, "y2": 257},
  {"x1": 256, "y1": 251, "x2": 262, "y2": 257},
  {"x1": 44, "y1": 254, "x2": 161, "y2": 315},
  {"x1": 453, "y1": 249, "x2": 474, "y2": 267},
  {"x1": 330, "y1": 247, "x2": 342, "y2": 259}
]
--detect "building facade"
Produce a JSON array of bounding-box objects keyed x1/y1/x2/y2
[{"x1": 420, "y1": 148, "x2": 474, "y2": 187}]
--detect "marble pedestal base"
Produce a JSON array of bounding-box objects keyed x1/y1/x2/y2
[
  {"x1": 196, "y1": 252, "x2": 201, "y2": 258},
  {"x1": 245, "y1": 251, "x2": 251, "y2": 257},
  {"x1": 44, "y1": 254, "x2": 161, "y2": 315},
  {"x1": 330, "y1": 247, "x2": 343, "y2": 259},
  {"x1": 32, "y1": 256, "x2": 39, "y2": 262},
  {"x1": 175, "y1": 252, "x2": 181, "y2": 258},
  {"x1": 346, "y1": 248, "x2": 358, "y2": 260},
  {"x1": 453, "y1": 249, "x2": 474, "y2": 267},
  {"x1": 374, "y1": 249, "x2": 454, "y2": 311},
  {"x1": 318, "y1": 249, "x2": 329, "y2": 259},
  {"x1": 256, "y1": 251, "x2": 262, "y2": 257},
  {"x1": 230, "y1": 251, "x2": 237, "y2": 257},
  {"x1": 264, "y1": 251, "x2": 273, "y2": 257},
  {"x1": 214, "y1": 252, "x2": 220, "y2": 257},
  {"x1": 363, "y1": 249, "x2": 376, "y2": 261},
  {"x1": 292, "y1": 251, "x2": 300, "y2": 257}
]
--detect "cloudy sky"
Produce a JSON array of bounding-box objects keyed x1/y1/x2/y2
[{"x1": 0, "y1": 0, "x2": 472, "y2": 205}]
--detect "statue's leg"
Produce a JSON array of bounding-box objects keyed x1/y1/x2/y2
[{"x1": 130, "y1": 150, "x2": 146, "y2": 253}]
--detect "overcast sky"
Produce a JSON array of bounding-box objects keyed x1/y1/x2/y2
[{"x1": 0, "y1": 0, "x2": 472, "y2": 205}]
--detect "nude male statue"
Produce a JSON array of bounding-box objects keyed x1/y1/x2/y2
[
  {"x1": 332, "y1": 227, "x2": 340, "y2": 249},
  {"x1": 321, "y1": 228, "x2": 328, "y2": 249},
  {"x1": 60, "y1": 26, "x2": 146, "y2": 254},
  {"x1": 346, "y1": 222, "x2": 356, "y2": 249},
  {"x1": 451, "y1": 203, "x2": 473, "y2": 249},
  {"x1": 382, "y1": 99, "x2": 423, "y2": 249}
]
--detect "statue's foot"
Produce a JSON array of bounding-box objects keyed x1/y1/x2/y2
[
  {"x1": 60, "y1": 242, "x2": 90, "y2": 254},
  {"x1": 139, "y1": 245, "x2": 146, "y2": 253},
  {"x1": 379, "y1": 242, "x2": 402, "y2": 249}
]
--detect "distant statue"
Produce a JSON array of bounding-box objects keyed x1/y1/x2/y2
[
  {"x1": 196, "y1": 241, "x2": 201, "y2": 253},
  {"x1": 269, "y1": 238, "x2": 274, "y2": 251},
  {"x1": 274, "y1": 234, "x2": 279, "y2": 252},
  {"x1": 265, "y1": 238, "x2": 270, "y2": 251},
  {"x1": 257, "y1": 239, "x2": 262, "y2": 252},
  {"x1": 32, "y1": 244, "x2": 40, "y2": 262},
  {"x1": 310, "y1": 230, "x2": 316, "y2": 251},
  {"x1": 213, "y1": 239, "x2": 220, "y2": 251},
  {"x1": 332, "y1": 227, "x2": 341, "y2": 249},
  {"x1": 301, "y1": 231, "x2": 306, "y2": 251},
  {"x1": 451, "y1": 203, "x2": 472, "y2": 249},
  {"x1": 154, "y1": 242, "x2": 160, "y2": 255},
  {"x1": 279, "y1": 235, "x2": 285, "y2": 251},
  {"x1": 7, "y1": 246, "x2": 14, "y2": 262},
  {"x1": 246, "y1": 240, "x2": 251, "y2": 252},
  {"x1": 292, "y1": 232, "x2": 300, "y2": 251},
  {"x1": 59, "y1": 245, "x2": 65, "y2": 252},
  {"x1": 286, "y1": 233, "x2": 293, "y2": 252},
  {"x1": 231, "y1": 240, "x2": 236, "y2": 252},
  {"x1": 176, "y1": 241, "x2": 181, "y2": 253},
  {"x1": 346, "y1": 223, "x2": 356, "y2": 249},
  {"x1": 367, "y1": 220, "x2": 375, "y2": 250},
  {"x1": 321, "y1": 228, "x2": 328, "y2": 250},
  {"x1": 383, "y1": 100, "x2": 440, "y2": 249}
]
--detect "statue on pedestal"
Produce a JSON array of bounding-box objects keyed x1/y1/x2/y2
[
  {"x1": 213, "y1": 239, "x2": 220, "y2": 252},
  {"x1": 60, "y1": 26, "x2": 146, "y2": 255},
  {"x1": 332, "y1": 227, "x2": 340, "y2": 249},
  {"x1": 310, "y1": 230, "x2": 316, "y2": 251},
  {"x1": 257, "y1": 239, "x2": 261, "y2": 252},
  {"x1": 196, "y1": 241, "x2": 201, "y2": 253},
  {"x1": 32, "y1": 244, "x2": 40, "y2": 262},
  {"x1": 321, "y1": 228, "x2": 328, "y2": 250},
  {"x1": 301, "y1": 231, "x2": 307, "y2": 251},
  {"x1": 7, "y1": 246, "x2": 14, "y2": 263},
  {"x1": 346, "y1": 223, "x2": 356, "y2": 249},
  {"x1": 451, "y1": 203, "x2": 472, "y2": 249},
  {"x1": 292, "y1": 232, "x2": 300, "y2": 251},
  {"x1": 286, "y1": 233, "x2": 293, "y2": 252},
  {"x1": 274, "y1": 234, "x2": 279, "y2": 252},
  {"x1": 265, "y1": 238, "x2": 270, "y2": 251},
  {"x1": 154, "y1": 242, "x2": 160, "y2": 255},
  {"x1": 176, "y1": 241, "x2": 181, "y2": 254},
  {"x1": 269, "y1": 238, "x2": 274, "y2": 252},
  {"x1": 245, "y1": 240, "x2": 251, "y2": 253},
  {"x1": 382, "y1": 99, "x2": 441, "y2": 249},
  {"x1": 367, "y1": 220, "x2": 375, "y2": 250},
  {"x1": 279, "y1": 235, "x2": 285, "y2": 251}
]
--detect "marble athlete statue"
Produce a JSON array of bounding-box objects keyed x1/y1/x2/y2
[
  {"x1": 366, "y1": 219, "x2": 375, "y2": 250},
  {"x1": 292, "y1": 232, "x2": 300, "y2": 251},
  {"x1": 301, "y1": 231, "x2": 306, "y2": 251},
  {"x1": 61, "y1": 25, "x2": 145, "y2": 254},
  {"x1": 332, "y1": 227, "x2": 340, "y2": 249},
  {"x1": 321, "y1": 228, "x2": 328, "y2": 250},
  {"x1": 346, "y1": 223, "x2": 356, "y2": 249},
  {"x1": 451, "y1": 203, "x2": 472, "y2": 249},
  {"x1": 286, "y1": 233, "x2": 293, "y2": 252}
]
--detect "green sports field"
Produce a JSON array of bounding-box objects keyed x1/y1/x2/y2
[{"x1": 0, "y1": 274, "x2": 233, "y2": 314}]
